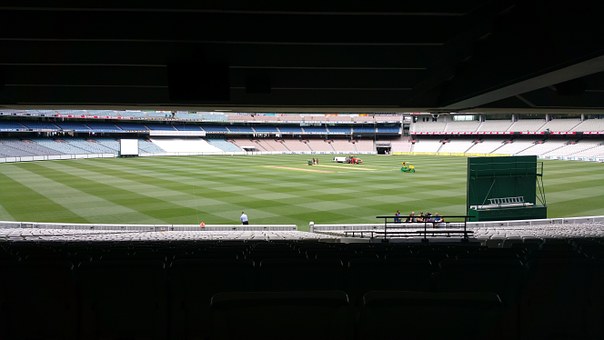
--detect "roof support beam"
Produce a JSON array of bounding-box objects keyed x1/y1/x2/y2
[
  {"x1": 435, "y1": 1, "x2": 604, "y2": 111},
  {"x1": 440, "y1": 55, "x2": 604, "y2": 111}
]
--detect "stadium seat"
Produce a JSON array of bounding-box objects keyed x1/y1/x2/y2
[
  {"x1": 77, "y1": 259, "x2": 168, "y2": 340},
  {"x1": 0, "y1": 259, "x2": 78, "y2": 340},
  {"x1": 169, "y1": 258, "x2": 255, "y2": 340},
  {"x1": 208, "y1": 290, "x2": 353, "y2": 340},
  {"x1": 435, "y1": 258, "x2": 526, "y2": 338},
  {"x1": 357, "y1": 291, "x2": 504, "y2": 340},
  {"x1": 345, "y1": 257, "x2": 433, "y2": 305},
  {"x1": 519, "y1": 257, "x2": 601, "y2": 339},
  {"x1": 256, "y1": 258, "x2": 345, "y2": 291}
]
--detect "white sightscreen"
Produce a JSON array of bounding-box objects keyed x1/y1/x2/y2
[{"x1": 119, "y1": 139, "x2": 139, "y2": 156}]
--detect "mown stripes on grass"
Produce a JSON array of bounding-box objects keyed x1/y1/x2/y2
[{"x1": 0, "y1": 155, "x2": 602, "y2": 230}]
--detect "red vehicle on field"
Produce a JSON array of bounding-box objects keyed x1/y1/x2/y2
[{"x1": 333, "y1": 156, "x2": 363, "y2": 164}]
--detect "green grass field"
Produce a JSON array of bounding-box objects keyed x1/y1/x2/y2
[{"x1": 0, "y1": 154, "x2": 603, "y2": 231}]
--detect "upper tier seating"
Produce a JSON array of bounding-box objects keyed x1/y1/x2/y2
[
  {"x1": 572, "y1": 119, "x2": 604, "y2": 132},
  {"x1": 445, "y1": 121, "x2": 480, "y2": 132},
  {"x1": 411, "y1": 121, "x2": 447, "y2": 133},
  {"x1": 538, "y1": 119, "x2": 581, "y2": 132},
  {"x1": 508, "y1": 119, "x2": 547, "y2": 132},
  {"x1": 477, "y1": 120, "x2": 513, "y2": 132},
  {"x1": 0, "y1": 121, "x2": 27, "y2": 131}
]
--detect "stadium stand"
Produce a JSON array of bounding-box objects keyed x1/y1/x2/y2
[
  {"x1": 150, "y1": 138, "x2": 222, "y2": 153},
  {"x1": 376, "y1": 126, "x2": 400, "y2": 134},
  {"x1": 263, "y1": 139, "x2": 290, "y2": 152},
  {"x1": 2, "y1": 114, "x2": 603, "y2": 163},
  {"x1": 282, "y1": 139, "x2": 312, "y2": 152},
  {"x1": 538, "y1": 118, "x2": 582, "y2": 132},
  {"x1": 352, "y1": 127, "x2": 376, "y2": 134},
  {"x1": 477, "y1": 119, "x2": 513, "y2": 132},
  {"x1": 411, "y1": 139, "x2": 442, "y2": 153},
  {"x1": 329, "y1": 139, "x2": 355, "y2": 153},
  {"x1": 354, "y1": 139, "x2": 375, "y2": 152},
  {"x1": 302, "y1": 126, "x2": 329, "y2": 134},
  {"x1": 493, "y1": 140, "x2": 535, "y2": 155},
  {"x1": 253, "y1": 126, "x2": 279, "y2": 134},
  {"x1": 438, "y1": 139, "x2": 475, "y2": 153},
  {"x1": 278, "y1": 126, "x2": 304, "y2": 134},
  {"x1": 540, "y1": 141, "x2": 596, "y2": 157},
  {"x1": 0, "y1": 121, "x2": 27, "y2": 131},
  {"x1": 94, "y1": 138, "x2": 120, "y2": 152},
  {"x1": 206, "y1": 139, "x2": 242, "y2": 152},
  {"x1": 0, "y1": 221, "x2": 602, "y2": 340},
  {"x1": 390, "y1": 138, "x2": 414, "y2": 152},
  {"x1": 0, "y1": 139, "x2": 58, "y2": 157},
  {"x1": 572, "y1": 118, "x2": 604, "y2": 132},
  {"x1": 55, "y1": 122, "x2": 93, "y2": 132},
  {"x1": 117, "y1": 123, "x2": 149, "y2": 131},
  {"x1": 571, "y1": 143, "x2": 604, "y2": 158},
  {"x1": 445, "y1": 120, "x2": 481, "y2": 132},
  {"x1": 202, "y1": 125, "x2": 229, "y2": 134},
  {"x1": 516, "y1": 140, "x2": 567, "y2": 156},
  {"x1": 66, "y1": 139, "x2": 115, "y2": 154},
  {"x1": 327, "y1": 126, "x2": 352, "y2": 135},
  {"x1": 306, "y1": 139, "x2": 334, "y2": 152},
  {"x1": 146, "y1": 123, "x2": 177, "y2": 131},
  {"x1": 230, "y1": 138, "x2": 265, "y2": 151},
  {"x1": 466, "y1": 139, "x2": 506, "y2": 154},
  {"x1": 508, "y1": 119, "x2": 547, "y2": 133},
  {"x1": 173, "y1": 124, "x2": 204, "y2": 132},
  {"x1": 139, "y1": 139, "x2": 166, "y2": 154},
  {"x1": 86, "y1": 122, "x2": 123, "y2": 133},
  {"x1": 21, "y1": 121, "x2": 60, "y2": 130},
  {"x1": 411, "y1": 121, "x2": 447, "y2": 133},
  {"x1": 226, "y1": 126, "x2": 255, "y2": 134},
  {"x1": 32, "y1": 138, "x2": 89, "y2": 154}
]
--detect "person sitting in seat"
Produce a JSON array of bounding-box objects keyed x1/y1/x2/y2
[
  {"x1": 405, "y1": 211, "x2": 416, "y2": 223},
  {"x1": 425, "y1": 212, "x2": 434, "y2": 224},
  {"x1": 394, "y1": 210, "x2": 401, "y2": 223},
  {"x1": 417, "y1": 212, "x2": 425, "y2": 223},
  {"x1": 433, "y1": 213, "x2": 444, "y2": 228}
]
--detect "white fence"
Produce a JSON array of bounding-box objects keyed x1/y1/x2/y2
[
  {"x1": 0, "y1": 221, "x2": 298, "y2": 232},
  {"x1": 0, "y1": 153, "x2": 116, "y2": 163}
]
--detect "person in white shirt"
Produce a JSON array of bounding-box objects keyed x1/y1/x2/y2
[{"x1": 240, "y1": 211, "x2": 249, "y2": 225}]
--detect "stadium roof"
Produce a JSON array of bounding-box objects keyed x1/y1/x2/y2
[{"x1": 0, "y1": 1, "x2": 603, "y2": 113}]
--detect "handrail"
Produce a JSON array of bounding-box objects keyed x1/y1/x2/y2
[{"x1": 376, "y1": 215, "x2": 471, "y2": 242}]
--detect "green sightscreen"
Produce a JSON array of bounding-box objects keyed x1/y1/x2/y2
[{"x1": 467, "y1": 156, "x2": 547, "y2": 221}]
